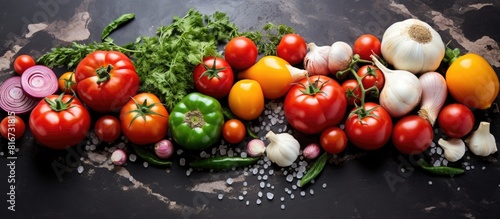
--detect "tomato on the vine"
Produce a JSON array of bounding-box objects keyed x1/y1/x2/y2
[
  {"x1": 224, "y1": 36, "x2": 258, "y2": 70},
  {"x1": 222, "y1": 119, "x2": 246, "y2": 144},
  {"x1": 14, "y1": 54, "x2": 36, "y2": 75},
  {"x1": 437, "y1": 103, "x2": 474, "y2": 138},
  {"x1": 58, "y1": 72, "x2": 77, "y2": 94},
  {"x1": 284, "y1": 75, "x2": 347, "y2": 134},
  {"x1": 392, "y1": 115, "x2": 433, "y2": 155},
  {"x1": 357, "y1": 64, "x2": 385, "y2": 92},
  {"x1": 0, "y1": 115, "x2": 25, "y2": 140},
  {"x1": 193, "y1": 57, "x2": 234, "y2": 99},
  {"x1": 353, "y1": 34, "x2": 381, "y2": 60},
  {"x1": 276, "y1": 33, "x2": 307, "y2": 65},
  {"x1": 344, "y1": 102, "x2": 393, "y2": 150},
  {"x1": 341, "y1": 79, "x2": 361, "y2": 106},
  {"x1": 95, "y1": 115, "x2": 122, "y2": 143},
  {"x1": 320, "y1": 127, "x2": 347, "y2": 154}
]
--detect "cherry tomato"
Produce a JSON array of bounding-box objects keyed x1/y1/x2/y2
[
  {"x1": 222, "y1": 119, "x2": 246, "y2": 144},
  {"x1": 13, "y1": 54, "x2": 36, "y2": 75},
  {"x1": 320, "y1": 127, "x2": 347, "y2": 154},
  {"x1": 193, "y1": 57, "x2": 234, "y2": 99},
  {"x1": 0, "y1": 115, "x2": 26, "y2": 140},
  {"x1": 58, "y1": 72, "x2": 77, "y2": 94},
  {"x1": 284, "y1": 75, "x2": 347, "y2": 134},
  {"x1": 437, "y1": 103, "x2": 474, "y2": 138},
  {"x1": 353, "y1": 34, "x2": 381, "y2": 60},
  {"x1": 357, "y1": 64, "x2": 385, "y2": 92},
  {"x1": 228, "y1": 79, "x2": 264, "y2": 121},
  {"x1": 392, "y1": 115, "x2": 433, "y2": 155},
  {"x1": 344, "y1": 102, "x2": 393, "y2": 150},
  {"x1": 341, "y1": 79, "x2": 361, "y2": 106},
  {"x1": 276, "y1": 33, "x2": 307, "y2": 65},
  {"x1": 95, "y1": 115, "x2": 122, "y2": 143},
  {"x1": 224, "y1": 36, "x2": 258, "y2": 70}
]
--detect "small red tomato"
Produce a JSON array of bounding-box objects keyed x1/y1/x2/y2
[
  {"x1": 224, "y1": 36, "x2": 258, "y2": 70},
  {"x1": 95, "y1": 115, "x2": 122, "y2": 143},
  {"x1": 353, "y1": 34, "x2": 381, "y2": 60},
  {"x1": 193, "y1": 57, "x2": 234, "y2": 99},
  {"x1": 437, "y1": 103, "x2": 475, "y2": 138},
  {"x1": 277, "y1": 33, "x2": 307, "y2": 65},
  {"x1": 341, "y1": 79, "x2": 361, "y2": 106},
  {"x1": 222, "y1": 119, "x2": 246, "y2": 144},
  {"x1": 392, "y1": 115, "x2": 433, "y2": 155},
  {"x1": 320, "y1": 127, "x2": 348, "y2": 154},
  {"x1": 357, "y1": 64, "x2": 385, "y2": 92},
  {"x1": 14, "y1": 54, "x2": 36, "y2": 75},
  {"x1": 0, "y1": 115, "x2": 26, "y2": 140}
]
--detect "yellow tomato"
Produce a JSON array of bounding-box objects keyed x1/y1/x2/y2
[
  {"x1": 58, "y1": 72, "x2": 77, "y2": 94},
  {"x1": 228, "y1": 79, "x2": 264, "y2": 120},
  {"x1": 446, "y1": 53, "x2": 499, "y2": 109}
]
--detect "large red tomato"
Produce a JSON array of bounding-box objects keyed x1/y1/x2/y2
[
  {"x1": 29, "y1": 94, "x2": 91, "y2": 149},
  {"x1": 193, "y1": 57, "x2": 234, "y2": 99},
  {"x1": 344, "y1": 102, "x2": 393, "y2": 150},
  {"x1": 437, "y1": 103, "x2": 474, "y2": 138},
  {"x1": 284, "y1": 75, "x2": 347, "y2": 134},
  {"x1": 392, "y1": 115, "x2": 433, "y2": 155},
  {"x1": 75, "y1": 51, "x2": 140, "y2": 113}
]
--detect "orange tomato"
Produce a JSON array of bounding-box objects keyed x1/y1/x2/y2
[
  {"x1": 58, "y1": 72, "x2": 77, "y2": 94},
  {"x1": 228, "y1": 79, "x2": 264, "y2": 120},
  {"x1": 446, "y1": 53, "x2": 499, "y2": 109}
]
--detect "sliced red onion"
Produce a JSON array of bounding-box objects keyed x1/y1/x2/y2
[
  {"x1": 0, "y1": 76, "x2": 39, "y2": 114},
  {"x1": 21, "y1": 65, "x2": 58, "y2": 98}
]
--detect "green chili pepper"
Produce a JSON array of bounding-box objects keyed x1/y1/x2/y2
[
  {"x1": 300, "y1": 152, "x2": 328, "y2": 187},
  {"x1": 101, "y1": 13, "x2": 135, "y2": 40},
  {"x1": 131, "y1": 144, "x2": 172, "y2": 167},
  {"x1": 189, "y1": 156, "x2": 259, "y2": 170},
  {"x1": 417, "y1": 159, "x2": 464, "y2": 176},
  {"x1": 246, "y1": 123, "x2": 259, "y2": 139}
]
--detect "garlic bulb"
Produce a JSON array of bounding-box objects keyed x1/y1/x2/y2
[
  {"x1": 438, "y1": 138, "x2": 466, "y2": 162},
  {"x1": 304, "y1": 43, "x2": 330, "y2": 75},
  {"x1": 417, "y1": 72, "x2": 447, "y2": 126},
  {"x1": 328, "y1": 41, "x2": 353, "y2": 74},
  {"x1": 465, "y1": 122, "x2": 498, "y2": 156},
  {"x1": 381, "y1": 18, "x2": 445, "y2": 74},
  {"x1": 265, "y1": 131, "x2": 300, "y2": 167},
  {"x1": 371, "y1": 55, "x2": 422, "y2": 118}
]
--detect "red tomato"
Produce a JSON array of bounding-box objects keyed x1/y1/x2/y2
[
  {"x1": 344, "y1": 102, "x2": 393, "y2": 150},
  {"x1": 75, "y1": 51, "x2": 140, "y2": 113},
  {"x1": 284, "y1": 75, "x2": 347, "y2": 134},
  {"x1": 29, "y1": 94, "x2": 91, "y2": 149},
  {"x1": 437, "y1": 103, "x2": 474, "y2": 138},
  {"x1": 120, "y1": 93, "x2": 169, "y2": 145},
  {"x1": 353, "y1": 34, "x2": 381, "y2": 60},
  {"x1": 341, "y1": 79, "x2": 361, "y2": 106},
  {"x1": 224, "y1": 36, "x2": 258, "y2": 70},
  {"x1": 276, "y1": 33, "x2": 307, "y2": 65},
  {"x1": 13, "y1": 54, "x2": 36, "y2": 75},
  {"x1": 95, "y1": 115, "x2": 121, "y2": 143},
  {"x1": 222, "y1": 119, "x2": 246, "y2": 144},
  {"x1": 320, "y1": 127, "x2": 347, "y2": 154},
  {"x1": 0, "y1": 115, "x2": 25, "y2": 140},
  {"x1": 357, "y1": 64, "x2": 385, "y2": 92},
  {"x1": 392, "y1": 115, "x2": 433, "y2": 155},
  {"x1": 193, "y1": 57, "x2": 234, "y2": 99}
]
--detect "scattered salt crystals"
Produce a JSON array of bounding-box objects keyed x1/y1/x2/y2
[
  {"x1": 401, "y1": 168, "x2": 406, "y2": 173},
  {"x1": 0, "y1": 152, "x2": 4, "y2": 156},
  {"x1": 283, "y1": 170, "x2": 288, "y2": 175},
  {"x1": 240, "y1": 152, "x2": 247, "y2": 158},
  {"x1": 270, "y1": 117, "x2": 278, "y2": 125},
  {"x1": 117, "y1": 142, "x2": 125, "y2": 149},
  {"x1": 311, "y1": 180, "x2": 315, "y2": 184},
  {"x1": 269, "y1": 169, "x2": 274, "y2": 175},
  {"x1": 92, "y1": 137, "x2": 99, "y2": 145},
  {"x1": 466, "y1": 166, "x2": 471, "y2": 171},
  {"x1": 436, "y1": 147, "x2": 443, "y2": 155},
  {"x1": 296, "y1": 172, "x2": 303, "y2": 179},
  {"x1": 267, "y1": 183, "x2": 271, "y2": 188},
  {"x1": 259, "y1": 169, "x2": 265, "y2": 174},
  {"x1": 266, "y1": 192, "x2": 274, "y2": 200},
  {"x1": 211, "y1": 147, "x2": 217, "y2": 155},
  {"x1": 300, "y1": 191, "x2": 306, "y2": 197},
  {"x1": 290, "y1": 194, "x2": 295, "y2": 199},
  {"x1": 186, "y1": 168, "x2": 193, "y2": 176},
  {"x1": 498, "y1": 184, "x2": 500, "y2": 187},
  {"x1": 200, "y1": 151, "x2": 207, "y2": 157},
  {"x1": 256, "y1": 199, "x2": 262, "y2": 205},
  {"x1": 430, "y1": 142, "x2": 436, "y2": 147},
  {"x1": 482, "y1": 166, "x2": 486, "y2": 170},
  {"x1": 258, "y1": 191, "x2": 263, "y2": 198},
  {"x1": 260, "y1": 182, "x2": 265, "y2": 188},
  {"x1": 89, "y1": 145, "x2": 97, "y2": 151},
  {"x1": 291, "y1": 163, "x2": 298, "y2": 168},
  {"x1": 85, "y1": 145, "x2": 90, "y2": 151},
  {"x1": 77, "y1": 166, "x2": 84, "y2": 174},
  {"x1": 226, "y1": 178, "x2": 234, "y2": 185},
  {"x1": 257, "y1": 175, "x2": 262, "y2": 180},
  {"x1": 179, "y1": 158, "x2": 186, "y2": 166},
  {"x1": 263, "y1": 175, "x2": 269, "y2": 180},
  {"x1": 265, "y1": 126, "x2": 271, "y2": 131},
  {"x1": 129, "y1": 154, "x2": 137, "y2": 162},
  {"x1": 286, "y1": 174, "x2": 294, "y2": 182},
  {"x1": 292, "y1": 185, "x2": 297, "y2": 190},
  {"x1": 339, "y1": 124, "x2": 345, "y2": 130},
  {"x1": 252, "y1": 168, "x2": 258, "y2": 175},
  {"x1": 246, "y1": 200, "x2": 250, "y2": 206},
  {"x1": 243, "y1": 190, "x2": 248, "y2": 195},
  {"x1": 430, "y1": 148, "x2": 436, "y2": 154},
  {"x1": 243, "y1": 171, "x2": 249, "y2": 176},
  {"x1": 280, "y1": 197, "x2": 285, "y2": 202},
  {"x1": 322, "y1": 183, "x2": 327, "y2": 189},
  {"x1": 457, "y1": 187, "x2": 461, "y2": 191},
  {"x1": 428, "y1": 181, "x2": 433, "y2": 185},
  {"x1": 218, "y1": 194, "x2": 224, "y2": 200},
  {"x1": 309, "y1": 189, "x2": 315, "y2": 195},
  {"x1": 281, "y1": 204, "x2": 285, "y2": 210},
  {"x1": 143, "y1": 162, "x2": 149, "y2": 168},
  {"x1": 128, "y1": 176, "x2": 134, "y2": 182},
  {"x1": 433, "y1": 160, "x2": 441, "y2": 166},
  {"x1": 243, "y1": 181, "x2": 248, "y2": 187},
  {"x1": 176, "y1": 149, "x2": 184, "y2": 155},
  {"x1": 228, "y1": 149, "x2": 234, "y2": 157},
  {"x1": 238, "y1": 195, "x2": 244, "y2": 201},
  {"x1": 220, "y1": 148, "x2": 227, "y2": 156}
]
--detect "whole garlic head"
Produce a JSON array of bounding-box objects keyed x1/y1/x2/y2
[
  {"x1": 465, "y1": 122, "x2": 498, "y2": 156},
  {"x1": 265, "y1": 131, "x2": 300, "y2": 167},
  {"x1": 438, "y1": 138, "x2": 466, "y2": 162}
]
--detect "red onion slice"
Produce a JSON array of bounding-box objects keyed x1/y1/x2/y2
[
  {"x1": 0, "y1": 76, "x2": 40, "y2": 114},
  {"x1": 21, "y1": 65, "x2": 58, "y2": 98}
]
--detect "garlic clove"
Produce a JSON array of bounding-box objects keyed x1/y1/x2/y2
[
  {"x1": 438, "y1": 138, "x2": 466, "y2": 162},
  {"x1": 465, "y1": 122, "x2": 498, "y2": 156},
  {"x1": 417, "y1": 72, "x2": 447, "y2": 126}
]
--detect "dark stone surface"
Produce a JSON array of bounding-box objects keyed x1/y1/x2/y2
[{"x1": 1, "y1": 0, "x2": 499, "y2": 218}]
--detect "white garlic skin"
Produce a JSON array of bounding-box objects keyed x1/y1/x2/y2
[
  {"x1": 381, "y1": 18, "x2": 445, "y2": 74},
  {"x1": 265, "y1": 131, "x2": 300, "y2": 167},
  {"x1": 417, "y1": 72, "x2": 448, "y2": 126},
  {"x1": 328, "y1": 41, "x2": 353, "y2": 74},
  {"x1": 438, "y1": 138, "x2": 466, "y2": 162},
  {"x1": 465, "y1": 122, "x2": 498, "y2": 156},
  {"x1": 304, "y1": 43, "x2": 330, "y2": 76}
]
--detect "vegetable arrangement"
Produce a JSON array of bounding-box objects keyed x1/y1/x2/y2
[{"x1": 1, "y1": 11, "x2": 499, "y2": 192}]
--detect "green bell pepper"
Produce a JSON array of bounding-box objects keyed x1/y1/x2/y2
[{"x1": 168, "y1": 92, "x2": 224, "y2": 150}]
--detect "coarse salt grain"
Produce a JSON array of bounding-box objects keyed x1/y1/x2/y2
[
  {"x1": 226, "y1": 178, "x2": 234, "y2": 185},
  {"x1": 322, "y1": 183, "x2": 327, "y2": 189},
  {"x1": 77, "y1": 166, "x2": 84, "y2": 174},
  {"x1": 428, "y1": 181, "x2": 433, "y2": 185},
  {"x1": 218, "y1": 194, "x2": 224, "y2": 200},
  {"x1": 256, "y1": 199, "x2": 262, "y2": 205},
  {"x1": 143, "y1": 162, "x2": 149, "y2": 168},
  {"x1": 281, "y1": 204, "x2": 285, "y2": 210},
  {"x1": 300, "y1": 191, "x2": 306, "y2": 197},
  {"x1": 129, "y1": 154, "x2": 137, "y2": 162}
]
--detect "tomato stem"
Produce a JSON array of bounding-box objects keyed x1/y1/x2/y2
[
  {"x1": 125, "y1": 97, "x2": 166, "y2": 127},
  {"x1": 96, "y1": 64, "x2": 113, "y2": 84},
  {"x1": 44, "y1": 93, "x2": 75, "y2": 112},
  {"x1": 299, "y1": 74, "x2": 328, "y2": 96}
]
